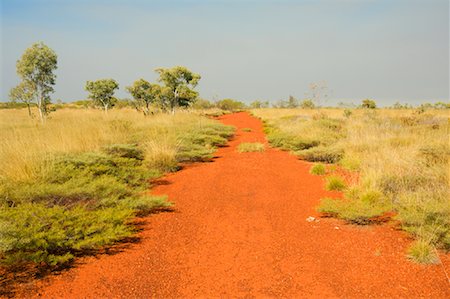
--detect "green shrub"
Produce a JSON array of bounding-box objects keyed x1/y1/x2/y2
[
  {"x1": 296, "y1": 146, "x2": 343, "y2": 163},
  {"x1": 317, "y1": 190, "x2": 391, "y2": 225},
  {"x1": 407, "y1": 240, "x2": 439, "y2": 264},
  {"x1": 338, "y1": 156, "x2": 360, "y2": 171},
  {"x1": 325, "y1": 175, "x2": 346, "y2": 191},
  {"x1": 237, "y1": 142, "x2": 265, "y2": 153},
  {"x1": 396, "y1": 190, "x2": 450, "y2": 250},
  {"x1": 0, "y1": 203, "x2": 134, "y2": 266},
  {"x1": 310, "y1": 163, "x2": 326, "y2": 175},
  {"x1": 102, "y1": 144, "x2": 144, "y2": 160},
  {"x1": 242, "y1": 128, "x2": 252, "y2": 132}
]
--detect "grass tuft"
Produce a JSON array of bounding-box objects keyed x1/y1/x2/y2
[
  {"x1": 325, "y1": 175, "x2": 346, "y2": 191},
  {"x1": 407, "y1": 240, "x2": 439, "y2": 264},
  {"x1": 310, "y1": 163, "x2": 326, "y2": 175},
  {"x1": 237, "y1": 142, "x2": 265, "y2": 153}
]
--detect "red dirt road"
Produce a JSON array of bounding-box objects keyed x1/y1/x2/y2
[{"x1": 24, "y1": 112, "x2": 449, "y2": 298}]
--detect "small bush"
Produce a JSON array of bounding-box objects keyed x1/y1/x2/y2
[
  {"x1": 317, "y1": 190, "x2": 391, "y2": 225},
  {"x1": 0, "y1": 203, "x2": 134, "y2": 266},
  {"x1": 237, "y1": 142, "x2": 265, "y2": 153},
  {"x1": 102, "y1": 144, "x2": 144, "y2": 160},
  {"x1": 325, "y1": 175, "x2": 346, "y2": 191},
  {"x1": 296, "y1": 146, "x2": 343, "y2": 163},
  {"x1": 338, "y1": 156, "x2": 360, "y2": 171},
  {"x1": 343, "y1": 109, "x2": 352, "y2": 118},
  {"x1": 310, "y1": 163, "x2": 326, "y2": 175},
  {"x1": 407, "y1": 240, "x2": 439, "y2": 264},
  {"x1": 242, "y1": 128, "x2": 252, "y2": 132}
]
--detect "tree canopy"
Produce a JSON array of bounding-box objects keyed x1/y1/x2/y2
[
  {"x1": 15, "y1": 42, "x2": 57, "y2": 122},
  {"x1": 126, "y1": 79, "x2": 161, "y2": 115},
  {"x1": 85, "y1": 79, "x2": 119, "y2": 113},
  {"x1": 155, "y1": 66, "x2": 201, "y2": 113}
]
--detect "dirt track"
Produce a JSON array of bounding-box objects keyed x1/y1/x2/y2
[{"x1": 26, "y1": 112, "x2": 449, "y2": 298}]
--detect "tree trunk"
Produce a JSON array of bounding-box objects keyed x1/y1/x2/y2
[
  {"x1": 104, "y1": 104, "x2": 109, "y2": 114},
  {"x1": 26, "y1": 103, "x2": 32, "y2": 117},
  {"x1": 144, "y1": 102, "x2": 150, "y2": 116},
  {"x1": 36, "y1": 88, "x2": 45, "y2": 124}
]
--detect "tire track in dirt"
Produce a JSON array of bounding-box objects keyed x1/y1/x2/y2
[{"x1": 23, "y1": 112, "x2": 449, "y2": 298}]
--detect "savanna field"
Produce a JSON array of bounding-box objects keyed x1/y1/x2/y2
[{"x1": 2, "y1": 1, "x2": 450, "y2": 297}]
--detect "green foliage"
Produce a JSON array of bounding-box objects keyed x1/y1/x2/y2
[
  {"x1": 85, "y1": 79, "x2": 119, "y2": 112},
  {"x1": 318, "y1": 189, "x2": 391, "y2": 225},
  {"x1": 361, "y1": 99, "x2": 377, "y2": 109},
  {"x1": 310, "y1": 163, "x2": 326, "y2": 175},
  {"x1": 9, "y1": 81, "x2": 35, "y2": 117},
  {"x1": 155, "y1": 66, "x2": 201, "y2": 113},
  {"x1": 396, "y1": 190, "x2": 450, "y2": 250},
  {"x1": 407, "y1": 240, "x2": 439, "y2": 264},
  {"x1": 299, "y1": 99, "x2": 315, "y2": 109},
  {"x1": 267, "y1": 130, "x2": 320, "y2": 151},
  {"x1": 192, "y1": 98, "x2": 215, "y2": 109},
  {"x1": 296, "y1": 146, "x2": 343, "y2": 163},
  {"x1": 216, "y1": 98, "x2": 246, "y2": 111},
  {"x1": 126, "y1": 79, "x2": 161, "y2": 115},
  {"x1": 15, "y1": 42, "x2": 58, "y2": 122},
  {"x1": 249, "y1": 100, "x2": 269, "y2": 109},
  {"x1": 103, "y1": 144, "x2": 145, "y2": 160},
  {"x1": 325, "y1": 175, "x2": 346, "y2": 191},
  {"x1": 0, "y1": 143, "x2": 172, "y2": 266},
  {"x1": 0, "y1": 203, "x2": 133, "y2": 266},
  {"x1": 237, "y1": 142, "x2": 265, "y2": 153},
  {"x1": 242, "y1": 128, "x2": 252, "y2": 132},
  {"x1": 286, "y1": 95, "x2": 299, "y2": 108}
]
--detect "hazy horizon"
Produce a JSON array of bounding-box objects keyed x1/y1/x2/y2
[{"x1": 1, "y1": 0, "x2": 449, "y2": 106}]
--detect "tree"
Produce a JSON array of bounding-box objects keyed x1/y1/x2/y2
[
  {"x1": 126, "y1": 79, "x2": 161, "y2": 115},
  {"x1": 306, "y1": 81, "x2": 329, "y2": 108},
  {"x1": 287, "y1": 95, "x2": 299, "y2": 108},
  {"x1": 273, "y1": 99, "x2": 287, "y2": 108},
  {"x1": 361, "y1": 99, "x2": 377, "y2": 109},
  {"x1": 16, "y1": 42, "x2": 58, "y2": 122},
  {"x1": 192, "y1": 98, "x2": 215, "y2": 109},
  {"x1": 216, "y1": 99, "x2": 245, "y2": 111},
  {"x1": 85, "y1": 79, "x2": 119, "y2": 113},
  {"x1": 250, "y1": 100, "x2": 269, "y2": 109},
  {"x1": 9, "y1": 81, "x2": 35, "y2": 117},
  {"x1": 299, "y1": 99, "x2": 315, "y2": 109},
  {"x1": 155, "y1": 66, "x2": 201, "y2": 114}
]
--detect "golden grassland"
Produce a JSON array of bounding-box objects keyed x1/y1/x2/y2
[
  {"x1": 0, "y1": 108, "x2": 226, "y2": 182},
  {"x1": 0, "y1": 108, "x2": 234, "y2": 267},
  {"x1": 252, "y1": 107, "x2": 449, "y2": 263}
]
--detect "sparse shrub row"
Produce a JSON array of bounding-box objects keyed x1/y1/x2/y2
[
  {"x1": 253, "y1": 109, "x2": 449, "y2": 263},
  {"x1": 0, "y1": 111, "x2": 234, "y2": 267}
]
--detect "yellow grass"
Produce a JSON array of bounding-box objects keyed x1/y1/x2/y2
[
  {"x1": 253, "y1": 107, "x2": 450, "y2": 254},
  {"x1": 0, "y1": 108, "x2": 223, "y2": 182}
]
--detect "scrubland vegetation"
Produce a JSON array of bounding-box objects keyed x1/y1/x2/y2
[
  {"x1": 252, "y1": 108, "x2": 449, "y2": 263},
  {"x1": 237, "y1": 142, "x2": 265, "y2": 153},
  {"x1": 0, "y1": 109, "x2": 234, "y2": 267}
]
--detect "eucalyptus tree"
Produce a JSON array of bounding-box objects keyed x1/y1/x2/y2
[
  {"x1": 85, "y1": 79, "x2": 119, "y2": 113},
  {"x1": 9, "y1": 81, "x2": 35, "y2": 117},
  {"x1": 126, "y1": 79, "x2": 161, "y2": 116},
  {"x1": 16, "y1": 42, "x2": 58, "y2": 122},
  {"x1": 155, "y1": 66, "x2": 201, "y2": 114}
]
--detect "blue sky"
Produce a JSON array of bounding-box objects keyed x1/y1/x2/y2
[{"x1": 1, "y1": 0, "x2": 449, "y2": 105}]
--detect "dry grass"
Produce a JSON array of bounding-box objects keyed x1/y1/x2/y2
[
  {"x1": 0, "y1": 108, "x2": 227, "y2": 182},
  {"x1": 253, "y1": 107, "x2": 450, "y2": 260},
  {"x1": 237, "y1": 142, "x2": 265, "y2": 152}
]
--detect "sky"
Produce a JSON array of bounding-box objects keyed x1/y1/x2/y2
[{"x1": 1, "y1": 0, "x2": 449, "y2": 106}]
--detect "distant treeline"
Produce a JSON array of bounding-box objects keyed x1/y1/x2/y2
[{"x1": 1, "y1": 97, "x2": 448, "y2": 111}]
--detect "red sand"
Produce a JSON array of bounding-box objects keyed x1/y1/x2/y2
[{"x1": 17, "y1": 112, "x2": 450, "y2": 298}]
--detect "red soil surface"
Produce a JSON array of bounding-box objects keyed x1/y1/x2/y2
[{"x1": 16, "y1": 112, "x2": 450, "y2": 298}]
